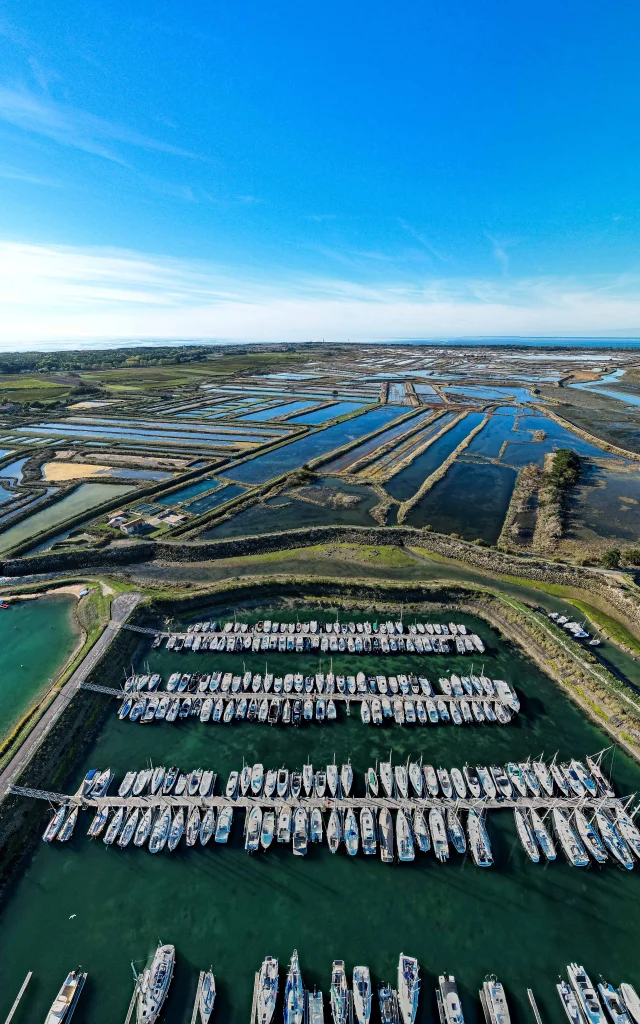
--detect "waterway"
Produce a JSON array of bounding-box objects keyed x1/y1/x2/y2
[
  {"x1": 0, "y1": 596, "x2": 81, "y2": 740},
  {"x1": 0, "y1": 604, "x2": 639, "y2": 1024},
  {"x1": 0, "y1": 483, "x2": 135, "y2": 555},
  {"x1": 570, "y1": 370, "x2": 640, "y2": 408}
]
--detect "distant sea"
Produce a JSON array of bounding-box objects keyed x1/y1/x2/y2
[{"x1": 2, "y1": 336, "x2": 640, "y2": 353}]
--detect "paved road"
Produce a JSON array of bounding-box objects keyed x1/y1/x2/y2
[{"x1": 0, "y1": 591, "x2": 142, "y2": 798}]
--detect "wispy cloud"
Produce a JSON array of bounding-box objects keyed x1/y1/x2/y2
[
  {"x1": 0, "y1": 162, "x2": 60, "y2": 186},
  {"x1": 0, "y1": 86, "x2": 201, "y2": 164},
  {"x1": 1, "y1": 240, "x2": 640, "y2": 345},
  {"x1": 485, "y1": 232, "x2": 511, "y2": 274},
  {"x1": 398, "y1": 219, "x2": 451, "y2": 264}
]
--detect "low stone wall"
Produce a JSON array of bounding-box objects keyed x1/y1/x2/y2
[{"x1": 0, "y1": 541, "x2": 156, "y2": 575}]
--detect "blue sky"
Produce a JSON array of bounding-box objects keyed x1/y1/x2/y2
[{"x1": 1, "y1": 0, "x2": 640, "y2": 344}]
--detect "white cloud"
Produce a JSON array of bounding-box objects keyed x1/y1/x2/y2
[
  {"x1": 1, "y1": 240, "x2": 640, "y2": 346},
  {"x1": 0, "y1": 162, "x2": 60, "y2": 186},
  {"x1": 0, "y1": 86, "x2": 200, "y2": 164}
]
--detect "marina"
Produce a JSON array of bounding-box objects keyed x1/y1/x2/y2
[
  {"x1": 2, "y1": 602, "x2": 640, "y2": 1023},
  {"x1": 19, "y1": 750, "x2": 640, "y2": 870}
]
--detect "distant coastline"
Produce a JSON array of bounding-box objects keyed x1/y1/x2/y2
[{"x1": 0, "y1": 336, "x2": 639, "y2": 354}]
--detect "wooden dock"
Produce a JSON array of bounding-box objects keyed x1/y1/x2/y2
[
  {"x1": 191, "y1": 971, "x2": 205, "y2": 1024},
  {"x1": 249, "y1": 970, "x2": 259, "y2": 1024},
  {"x1": 528, "y1": 988, "x2": 544, "y2": 1024},
  {"x1": 10, "y1": 782, "x2": 622, "y2": 814},
  {"x1": 3, "y1": 972, "x2": 32, "y2": 1024},
  {"x1": 83, "y1": 681, "x2": 508, "y2": 706},
  {"x1": 123, "y1": 980, "x2": 139, "y2": 1024}
]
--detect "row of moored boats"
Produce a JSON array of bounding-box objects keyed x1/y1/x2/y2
[
  {"x1": 163, "y1": 633, "x2": 471, "y2": 655},
  {"x1": 119, "y1": 672, "x2": 517, "y2": 728},
  {"x1": 30, "y1": 952, "x2": 640, "y2": 1024}
]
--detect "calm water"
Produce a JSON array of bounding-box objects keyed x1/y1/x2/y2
[
  {"x1": 290, "y1": 402, "x2": 367, "y2": 425},
  {"x1": 183, "y1": 484, "x2": 246, "y2": 515},
  {"x1": 385, "y1": 414, "x2": 485, "y2": 501},
  {"x1": 1, "y1": 605, "x2": 639, "y2": 1024},
  {"x1": 0, "y1": 458, "x2": 28, "y2": 482},
  {"x1": 568, "y1": 466, "x2": 640, "y2": 542},
  {"x1": 443, "y1": 386, "x2": 536, "y2": 403},
  {"x1": 240, "y1": 401, "x2": 318, "y2": 421},
  {"x1": 205, "y1": 479, "x2": 379, "y2": 537},
  {"x1": 404, "y1": 460, "x2": 516, "y2": 542},
  {"x1": 158, "y1": 480, "x2": 222, "y2": 506},
  {"x1": 570, "y1": 370, "x2": 640, "y2": 408},
  {"x1": 323, "y1": 412, "x2": 434, "y2": 473},
  {"x1": 0, "y1": 596, "x2": 80, "y2": 738},
  {"x1": 227, "y1": 408, "x2": 406, "y2": 484},
  {"x1": 0, "y1": 483, "x2": 135, "y2": 555},
  {"x1": 465, "y1": 415, "x2": 518, "y2": 459},
  {"x1": 18, "y1": 424, "x2": 266, "y2": 447}
]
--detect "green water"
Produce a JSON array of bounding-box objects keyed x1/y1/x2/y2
[
  {"x1": 0, "y1": 483, "x2": 135, "y2": 554},
  {"x1": 0, "y1": 596, "x2": 81, "y2": 739},
  {"x1": 1, "y1": 604, "x2": 640, "y2": 1024}
]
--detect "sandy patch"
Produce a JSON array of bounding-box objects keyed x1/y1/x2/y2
[
  {"x1": 68, "y1": 401, "x2": 114, "y2": 409},
  {"x1": 2, "y1": 584, "x2": 89, "y2": 601},
  {"x1": 42, "y1": 462, "x2": 111, "y2": 481}
]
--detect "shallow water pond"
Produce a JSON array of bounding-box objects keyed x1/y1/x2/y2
[
  {"x1": 227, "y1": 408, "x2": 406, "y2": 485},
  {"x1": 0, "y1": 483, "x2": 135, "y2": 554},
  {"x1": 404, "y1": 459, "x2": 516, "y2": 542},
  {"x1": 568, "y1": 464, "x2": 640, "y2": 542},
  {"x1": 204, "y1": 478, "x2": 379, "y2": 537},
  {"x1": 158, "y1": 479, "x2": 222, "y2": 506},
  {"x1": 289, "y1": 401, "x2": 367, "y2": 425},
  {"x1": 385, "y1": 414, "x2": 485, "y2": 501},
  {"x1": 323, "y1": 411, "x2": 433, "y2": 473}
]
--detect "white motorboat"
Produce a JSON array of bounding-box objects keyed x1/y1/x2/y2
[
  {"x1": 45, "y1": 969, "x2": 87, "y2": 1023},
  {"x1": 480, "y1": 975, "x2": 510, "y2": 1024},
  {"x1": 438, "y1": 975, "x2": 464, "y2": 1024}
]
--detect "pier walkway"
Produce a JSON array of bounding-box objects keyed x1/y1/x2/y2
[
  {"x1": 190, "y1": 972, "x2": 205, "y2": 1024},
  {"x1": 10, "y1": 783, "x2": 622, "y2": 814},
  {"x1": 87, "y1": 682, "x2": 506, "y2": 706},
  {"x1": 0, "y1": 592, "x2": 141, "y2": 799},
  {"x1": 3, "y1": 972, "x2": 32, "y2": 1024}
]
